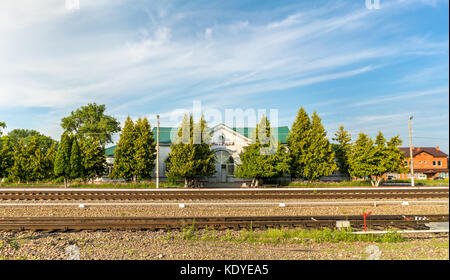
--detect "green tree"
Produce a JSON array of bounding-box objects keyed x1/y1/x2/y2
[
  {"x1": 10, "y1": 139, "x2": 30, "y2": 183},
  {"x1": 61, "y1": 103, "x2": 120, "y2": 146},
  {"x1": 301, "y1": 112, "x2": 337, "y2": 181},
  {"x1": 8, "y1": 129, "x2": 56, "y2": 153},
  {"x1": 166, "y1": 114, "x2": 215, "y2": 187},
  {"x1": 80, "y1": 139, "x2": 106, "y2": 182},
  {"x1": 44, "y1": 143, "x2": 57, "y2": 180},
  {"x1": 348, "y1": 131, "x2": 406, "y2": 187},
  {"x1": 69, "y1": 137, "x2": 83, "y2": 180},
  {"x1": 192, "y1": 116, "x2": 215, "y2": 180},
  {"x1": 111, "y1": 116, "x2": 137, "y2": 181},
  {"x1": 27, "y1": 136, "x2": 47, "y2": 182},
  {"x1": 287, "y1": 107, "x2": 311, "y2": 179},
  {"x1": 287, "y1": 109, "x2": 337, "y2": 181},
  {"x1": 0, "y1": 121, "x2": 5, "y2": 136},
  {"x1": 235, "y1": 116, "x2": 290, "y2": 186},
  {"x1": 0, "y1": 136, "x2": 14, "y2": 179},
  {"x1": 234, "y1": 144, "x2": 260, "y2": 185},
  {"x1": 1, "y1": 127, "x2": 56, "y2": 183},
  {"x1": 54, "y1": 133, "x2": 72, "y2": 187},
  {"x1": 134, "y1": 117, "x2": 157, "y2": 180},
  {"x1": 332, "y1": 125, "x2": 352, "y2": 176},
  {"x1": 385, "y1": 136, "x2": 408, "y2": 177},
  {"x1": 348, "y1": 133, "x2": 374, "y2": 183}
]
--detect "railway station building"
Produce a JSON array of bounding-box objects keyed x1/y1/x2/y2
[{"x1": 104, "y1": 124, "x2": 290, "y2": 183}]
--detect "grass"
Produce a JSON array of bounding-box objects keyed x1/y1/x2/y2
[
  {"x1": 287, "y1": 179, "x2": 448, "y2": 187},
  {"x1": 1, "y1": 179, "x2": 446, "y2": 188},
  {"x1": 0, "y1": 182, "x2": 64, "y2": 187},
  {"x1": 384, "y1": 179, "x2": 448, "y2": 186},
  {"x1": 182, "y1": 223, "x2": 198, "y2": 240},
  {"x1": 181, "y1": 225, "x2": 406, "y2": 244},
  {"x1": 0, "y1": 181, "x2": 183, "y2": 188},
  {"x1": 6, "y1": 237, "x2": 31, "y2": 250},
  {"x1": 69, "y1": 182, "x2": 183, "y2": 189},
  {"x1": 239, "y1": 228, "x2": 405, "y2": 244},
  {"x1": 287, "y1": 181, "x2": 373, "y2": 187}
]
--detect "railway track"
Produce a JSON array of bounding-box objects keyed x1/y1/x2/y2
[
  {"x1": 0, "y1": 188, "x2": 447, "y2": 201},
  {"x1": 0, "y1": 214, "x2": 447, "y2": 231}
]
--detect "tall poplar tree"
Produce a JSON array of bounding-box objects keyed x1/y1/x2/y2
[
  {"x1": 54, "y1": 133, "x2": 72, "y2": 187},
  {"x1": 301, "y1": 112, "x2": 337, "y2": 181},
  {"x1": 134, "y1": 117, "x2": 157, "y2": 180},
  {"x1": 111, "y1": 116, "x2": 137, "y2": 181},
  {"x1": 332, "y1": 125, "x2": 352, "y2": 176},
  {"x1": 69, "y1": 137, "x2": 83, "y2": 180},
  {"x1": 287, "y1": 107, "x2": 311, "y2": 179}
]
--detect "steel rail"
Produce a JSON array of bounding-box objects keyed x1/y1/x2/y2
[
  {"x1": 0, "y1": 214, "x2": 447, "y2": 231},
  {"x1": 0, "y1": 188, "x2": 448, "y2": 201},
  {"x1": 0, "y1": 200, "x2": 448, "y2": 207}
]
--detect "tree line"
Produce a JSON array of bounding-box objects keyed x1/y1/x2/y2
[
  {"x1": 0, "y1": 103, "x2": 120, "y2": 186},
  {"x1": 0, "y1": 104, "x2": 408, "y2": 187}
]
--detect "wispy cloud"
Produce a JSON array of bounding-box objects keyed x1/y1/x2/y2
[
  {"x1": 349, "y1": 86, "x2": 449, "y2": 107},
  {"x1": 0, "y1": 0, "x2": 447, "y2": 150}
]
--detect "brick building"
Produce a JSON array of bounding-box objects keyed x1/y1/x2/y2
[{"x1": 386, "y1": 146, "x2": 449, "y2": 180}]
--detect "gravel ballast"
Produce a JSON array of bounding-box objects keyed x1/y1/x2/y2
[
  {"x1": 1, "y1": 204, "x2": 447, "y2": 260},
  {"x1": 0, "y1": 204, "x2": 447, "y2": 217},
  {"x1": 0, "y1": 230, "x2": 448, "y2": 260}
]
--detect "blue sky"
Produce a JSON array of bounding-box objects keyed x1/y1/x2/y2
[{"x1": 0, "y1": 0, "x2": 448, "y2": 151}]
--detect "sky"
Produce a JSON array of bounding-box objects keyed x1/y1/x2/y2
[{"x1": 0, "y1": 0, "x2": 448, "y2": 152}]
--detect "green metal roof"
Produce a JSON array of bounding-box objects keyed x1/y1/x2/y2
[
  {"x1": 105, "y1": 126, "x2": 290, "y2": 156},
  {"x1": 232, "y1": 127, "x2": 289, "y2": 144},
  {"x1": 105, "y1": 145, "x2": 116, "y2": 157},
  {"x1": 152, "y1": 127, "x2": 176, "y2": 144}
]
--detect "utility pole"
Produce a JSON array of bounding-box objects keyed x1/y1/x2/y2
[
  {"x1": 156, "y1": 114, "x2": 160, "y2": 189},
  {"x1": 409, "y1": 116, "x2": 414, "y2": 187}
]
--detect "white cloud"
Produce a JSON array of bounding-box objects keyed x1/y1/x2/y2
[
  {"x1": 204, "y1": 28, "x2": 213, "y2": 39},
  {"x1": 349, "y1": 87, "x2": 449, "y2": 107},
  {"x1": 0, "y1": 0, "x2": 65, "y2": 31},
  {"x1": 0, "y1": 0, "x2": 447, "y2": 118}
]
